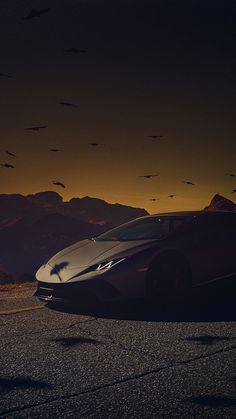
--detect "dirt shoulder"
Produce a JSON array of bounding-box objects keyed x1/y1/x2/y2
[{"x1": 0, "y1": 282, "x2": 37, "y2": 300}]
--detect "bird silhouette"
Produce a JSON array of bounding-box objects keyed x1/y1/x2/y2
[
  {"x1": 59, "y1": 101, "x2": 77, "y2": 108},
  {"x1": 22, "y1": 8, "x2": 51, "y2": 20},
  {"x1": 139, "y1": 174, "x2": 159, "y2": 179},
  {"x1": 49, "y1": 149, "x2": 61, "y2": 152},
  {"x1": 25, "y1": 125, "x2": 48, "y2": 131},
  {"x1": 64, "y1": 48, "x2": 88, "y2": 53},
  {"x1": 52, "y1": 181, "x2": 65, "y2": 188},
  {"x1": 231, "y1": 189, "x2": 236, "y2": 194},
  {"x1": 0, "y1": 72, "x2": 11, "y2": 78},
  {"x1": 226, "y1": 173, "x2": 236, "y2": 177},
  {"x1": 149, "y1": 198, "x2": 160, "y2": 201},
  {"x1": 182, "y1": 181, "x2": 195, "y2": 186},
  {"x1": 168, "y1": 194, "x2": 175, "y2": 198},
  {"x1": 147, "y1": 135, "x2": 163, "y2": 139},
  {"x1": 5, "y1": 150, "x2": 16, "y2": 157},
  {"x1": 88, "y1": 143, "x2": 105, "y2": 147},
  {"x1": 1, "y1": 163, "x2": 14, "y2": 168},
  {"x1": 50, "y1": 262, "x2": 69, "y2": 281}
]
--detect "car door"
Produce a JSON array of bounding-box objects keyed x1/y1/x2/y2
[
  {"x1": 215, "y1": 213, "x2": 236, "y2": 277},
  {"x1": 183, "y1": 213, "x2": 231, "y2": 285}
]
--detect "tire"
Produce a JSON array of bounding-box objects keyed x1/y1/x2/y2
[{"x1": 146, "y1": 253, "x2": 191, "y2": 310}]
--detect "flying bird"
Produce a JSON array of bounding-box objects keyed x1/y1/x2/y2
[
  {"x1": 64, "y1": 48, "x2": 88, "y2": 53},
  {"x1": 25, "y1": 125, "x2": 48, "y2": 131},
  {"x1": 22, "y1": 8, "x2": 51, "y2": 20},
  {"x1": 139, "y1": 174, "x2": 159, "y2": 179},
  {"x1": 147, "y1": 135, "x2": 164, "y2": 139},
  {"x1": 59, "y1": 101, "x2": 77, "y2": 108},
  {"x1": 5, "y1": 150, "x2": 16, "y2": 157},
  {"x1": 168, "y1": 194, "x2": 175, "y2": 198},
  {"x1": 88, "y1": 143, "x2": 105, "y2": 147},
  {"x1": 149, "y1": 198, "x2": 160, "y2": 201},
  {"x1": 49, "y1": 149, "x2": 61, "y2": 152},
  {"x1": 1, "y1": 163, "x2": 14, "y2": 168},
  {"x1": 52, "y1": 181, "x2": 65, "y2": 188},
  {"x1": 0, "y1": 72, "x2": 11, "y2": 78},
  {"x1": 226, "y1": 173, "x2": 236, "y2": 177},
  {"x1": 182, "y1": 181, "x2": 195, "y2": 186},
  {"x1": 231, "y1": 189, "x2": 236, "y2": 194}
]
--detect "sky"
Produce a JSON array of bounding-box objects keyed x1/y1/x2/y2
[{"x1": 1, "y1": 0, "x2": 236, "y2": 213}]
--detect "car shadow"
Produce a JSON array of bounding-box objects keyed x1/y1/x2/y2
[
  {"x1": 182, "y1": 335, "x2": 234, "y2": 346},
  {"x1": 51, "y1": 336, "x2": 100, "y2": 347},
  {"x1": 0, "y1": 376, "x2": 52, "y2": 395},
  {"x1": 47, "y1": 278, "x2": 236, "y2": 322},
  {"x1": 186, "y1": 395, "x2": 236, "y2": 407}
]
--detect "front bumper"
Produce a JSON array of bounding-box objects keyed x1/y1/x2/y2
[{"x1": 35, "y1": 278, "x2": 121, "y2": 304}]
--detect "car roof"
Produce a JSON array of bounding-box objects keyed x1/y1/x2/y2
[
  {"x1": 138, "y1": 210, "x2": 236, "y2": 219},
  {"x1": 152, "y1": 211, "x2": 203, "y2": 217}
]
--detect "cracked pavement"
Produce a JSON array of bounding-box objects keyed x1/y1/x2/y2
[{"x1": 0, "y1": 290, "x2": 236, "y2": 418}]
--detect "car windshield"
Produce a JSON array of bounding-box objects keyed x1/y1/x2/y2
[{"x1": 95, "y1": 217, "x2": 172, "y2": 241}]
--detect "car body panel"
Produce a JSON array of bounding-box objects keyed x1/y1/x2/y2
[{"x1": 171, "y1": 213, "x2": 236, "y2": 285}]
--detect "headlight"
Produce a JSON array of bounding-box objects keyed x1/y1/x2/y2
[
  {"x1": 96, "y1": 258, "x2": 126, "y2": 271},
  {"x1": 66, "y1": 257, "x2": 127, "y2": 282},
  {"x1": 75, "y1": 257, "x2": 126, "y2": 277}
]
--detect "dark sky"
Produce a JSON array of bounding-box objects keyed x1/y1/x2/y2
[{"x1": 1, "y1": 0, "x2": 236, "y2": 213}]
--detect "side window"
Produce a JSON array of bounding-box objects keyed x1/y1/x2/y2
[
  {"x1": 196, "y1": 214, "x2": 236, "y2": 243},
  {"x1": 171, "y1": 217, "x2": 196, "y2": 240},
  {"x1": 172, "y1": 218, "x2": 187, "y2": 231},
  {"x1": 195, "y1": 215, "x2": 221, "y2": 242}
]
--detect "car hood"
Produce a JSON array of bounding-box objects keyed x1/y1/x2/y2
[
  {"x1": 36, "y1": 238, "x2": 157, "y2": 283},
  {"x1": 48, "y1": 239, "x2": 120, "y2": 268},
  {"x1": 48, "y1": 238, "x2": 156, "y2": 269}
]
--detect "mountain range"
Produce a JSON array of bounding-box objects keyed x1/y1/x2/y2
[{"x1": 0, "y1": 192, "x2": 235, "y2": 284}]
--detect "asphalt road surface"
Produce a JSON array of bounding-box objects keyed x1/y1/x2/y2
[{"x1": 0, "y1": 281, "x2": 236, "y2": 418}]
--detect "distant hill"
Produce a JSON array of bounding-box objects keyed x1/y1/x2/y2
[
  {"x1": 0, "y1": 191, "x2": 148, "y2": 226},
  {"x1": 204, "y1": 194, "x2": 236, "y2": 212},
  {"x1": 0, "y1": 192, "x2": 148, "y2": 283}
]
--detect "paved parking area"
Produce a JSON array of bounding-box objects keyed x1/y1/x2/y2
[{"x1": 0, "y1": 283, "x2": 236, "y2": 418}]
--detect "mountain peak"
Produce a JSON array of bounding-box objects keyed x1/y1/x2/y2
[
  {"x1": 26, "y1": 191, "x2": 63, "y2": 208},
  {"x1": 204, "y1": 194, "x2": 236, "y2": 212}
]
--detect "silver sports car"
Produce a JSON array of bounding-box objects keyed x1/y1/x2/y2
[{"x1": 35, "y1": 210, "x2": 236, "y2": 306}]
